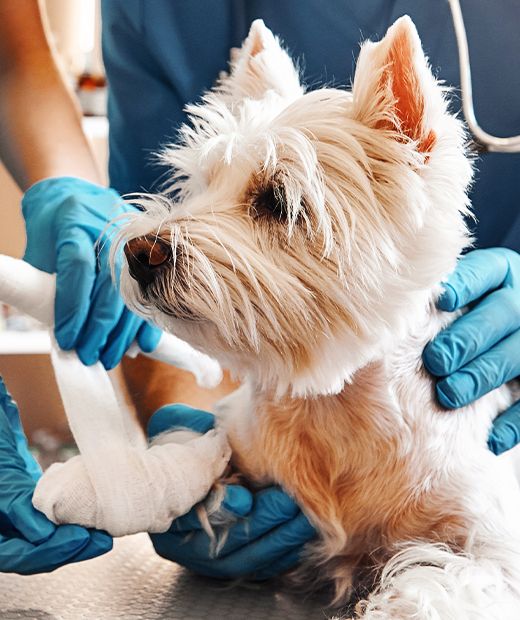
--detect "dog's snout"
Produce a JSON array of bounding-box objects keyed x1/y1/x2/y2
[{"x1": 124, "y1": 235, "x2": 171, "y2": 285}]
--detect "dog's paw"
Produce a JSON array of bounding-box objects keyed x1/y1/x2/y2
[
  {"x1": 189, "y1": 428, "x2": 232, "y2": 477},
  {"x1": 193, "y1": 357, "x2": 223, "y2": 389},
  {"x1": 145, "y1": 428, "x2": 231, "y2": 532},
  {"x1": 33, "y1": 455, "x2": 98, "y2": 529},
  {"x1": 32, "y1": 429, "x2": 231, "y2": 537}
]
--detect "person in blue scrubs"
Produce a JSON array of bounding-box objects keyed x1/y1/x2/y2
[{"x1": 101, "y1": 0, "x2": 520, "y2": 580}]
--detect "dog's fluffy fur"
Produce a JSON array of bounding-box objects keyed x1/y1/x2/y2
[{"x1": 116, "y1": 17, "x2": 520, "y2": 619}]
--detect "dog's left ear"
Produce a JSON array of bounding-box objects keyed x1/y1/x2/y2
[
  {"x1": 221, "y1": 20, "x2": 302, "y2": 101},
  {"x1": 352, "y1": 15, "x2": 443, "y2": 153}
]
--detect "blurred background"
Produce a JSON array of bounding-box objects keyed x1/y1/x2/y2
[
  {"x1": 1, "y1": 0, "x2": 107, "y2": 255},
  {"x1": 0, "y1": 0, "x2": 107, "y2": 458}
]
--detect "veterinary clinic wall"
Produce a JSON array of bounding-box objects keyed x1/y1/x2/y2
[{"x1": 0, "y1": 0, "x2": 107, "y2": 443}]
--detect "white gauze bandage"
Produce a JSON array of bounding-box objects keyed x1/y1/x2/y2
[{"x1": 0, "y1": 255, "x2": 229, "y2": 536}]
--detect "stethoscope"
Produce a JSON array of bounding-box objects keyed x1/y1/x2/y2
[{"x1": 448, "y1": 0, "x2": 520, "y2": 153}]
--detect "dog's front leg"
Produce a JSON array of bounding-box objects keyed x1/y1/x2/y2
[
  {"x1": 214, "y1": 381, "x2": 269, "y2": 483},
  {"x1": 33, "y1": 424, "x2": 231, "y2": 537}
]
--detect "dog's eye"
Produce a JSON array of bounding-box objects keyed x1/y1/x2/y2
[{"x1": 251, "y1": 182, "x2": 288, "y2": 220}]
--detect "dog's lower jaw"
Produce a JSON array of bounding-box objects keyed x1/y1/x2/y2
[
  {"x1": 121, "y1": 264, "x2": 439, "y2": 400},
  {"x1": 214, "y1": 305, "x2": 520, "y2": 619}
]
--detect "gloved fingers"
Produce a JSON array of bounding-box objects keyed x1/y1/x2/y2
[
  {"x1": 217, "y1": 512, "x2": 315, "y2": 577},
  {"x1": 0, "y1": 524, "x2": 103, "y2": 575},
  {"x1": 217, "y1": 487, "x2": 309, "y2": 555},
  {"x1": 147, "y1": 404, "x2": 216, "y2": 440},
  {"x1": 436, "y1": 329, "x2": 520, "y2": 408},
  {"x1": 0, "y1": 385, "x2": 41, "y2": 481},
  {"x1": 1, "y1": 486, "x2": 56, "y2": 544},
  {"x1": 210, "y1": 484, "x2": 253, "y2": 519},
  {"x1": 437, "y1": 248, "x2": 511, "y2": 312},
  {"x1": 154, "y1": 512, "x2": 314, "y2": 580},
  {"x1": 98, "y1": 308, "x2": 141, "y2": 370},
  {"x1": 0, "y1": 435, "x2": 41, "y2": 484},
  {"x1": 172, "y1": 485, "x2": 253, "y2": 532},
  {"x1": 249, "y1": 546, "x2": 303, "y2": 581},
  {"x1": 66, "y1": 528, "x2": 113, "y2": 564},
  {"x1": 75, "y1": 264, "x2": 126, "y2": 366},
  {"x1": 12, "y1": 437, "x2": 41, "y2": 483},
  {"x1": 151, "y1": 530, "x2": 197, "y2": 571},
  {"x1": 136, "y1": 322, "x2": 162, "y2": 353},
  {"x1": 170, "y1": 487, "x2": 310, "y2": 558},
  {"x1": 0, "y1": 413, "x2": 55, "y2": 543},
  {"x1": 54, "y1": 233, "x2": 97, "y2": 350},
  {"x1": 424, "y1": 287, "x2": 520, "y2": 376},
  {"x1": 488, "y1": 400, "x2": 520, "y2": 455}
]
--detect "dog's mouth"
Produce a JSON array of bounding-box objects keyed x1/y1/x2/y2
[
  {"x1": 152, "y1": 295, "x2": 205, "y2": 323},
  {"x1": 134, "y1": 279, "x2": 205, "y2": 323}
]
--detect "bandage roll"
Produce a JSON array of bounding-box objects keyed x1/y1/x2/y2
[
  {"x1": 0, "y1": 255, "x2": 55, "y2": 325},
  {"x1": 0, "y1": 254, "x2": 222, "y2": 384},
  {"x1": 0, "y1": 255, "x2": 226, "y2": 535}
]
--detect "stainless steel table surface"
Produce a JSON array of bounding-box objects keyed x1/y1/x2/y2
[{"x1": 0, "y1": 533, "x2": 329, "y2": 620}]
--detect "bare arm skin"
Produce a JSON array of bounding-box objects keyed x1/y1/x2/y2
[
  {"x1": 0, "y1": 0, "x2": 100, "y2": 190},
  {"x1": 0, "y1": 0, "x2": 236, "y2": 418}
]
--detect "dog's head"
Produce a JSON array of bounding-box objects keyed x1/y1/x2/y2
[{"x1": 117, "y1": 17, "x2": 472, "y2": 396}]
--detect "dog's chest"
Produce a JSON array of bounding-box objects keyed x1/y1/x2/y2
[{"x1": 216, "y1": 347, "x2": 509, "y2": 546}]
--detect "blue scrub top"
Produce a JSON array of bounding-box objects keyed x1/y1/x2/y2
[{"x1": 101, "y1": 0, "x2": 520, "y2": 251}]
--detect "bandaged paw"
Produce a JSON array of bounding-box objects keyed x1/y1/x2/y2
[
  {"x1": 33, "y1": 429, "x2": 231, "y2": 537},
  {"x1": 0, "y1": 255, "x2": 229, "y2": 538}
]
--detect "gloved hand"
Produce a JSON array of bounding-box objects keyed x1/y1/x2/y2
[
  {"x1": 22, "y1": 177, "x2": 161, "y2": 369},
  {"x1": 147, "y1": 404, "x2": 316, "y2": 580},
  {"x1": 423, "y1": 247, "x2": 520, "y2": 455},
  {"x1": 0, "y1": 377, "x2": 112, "y2": 573}
]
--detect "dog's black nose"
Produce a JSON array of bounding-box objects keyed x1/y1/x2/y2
[{"x1": 124, "y1": 235, "x2": 171, "y2": 285}]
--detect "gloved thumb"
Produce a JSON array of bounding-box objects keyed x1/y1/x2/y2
[
  {"x1": 170, "y1": 484, "x2": 254, "y2": 533},
  {"x1": 147, "y1": 404, "x2": 216, "y2": 440}
]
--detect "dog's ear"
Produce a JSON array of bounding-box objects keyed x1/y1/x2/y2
[
  {"x1": 352, "y1": 15, "x2": 442, "y2": 153},
  {"x1": 221, "y1": 19, "x2": 302, "y2": 101}
]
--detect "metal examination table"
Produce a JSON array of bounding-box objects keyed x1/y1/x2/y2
[{"x1": 0, "y1": 534, "x2": 328, "y2": 619}]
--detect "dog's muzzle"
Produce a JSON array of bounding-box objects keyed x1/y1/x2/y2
[{"x1": 124, "y1": 235, "x2": 171, "y2": 286}]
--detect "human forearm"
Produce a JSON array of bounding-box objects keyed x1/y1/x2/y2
[{"x1": 0, "y1": 0, "x2": 100, "y2": 190}]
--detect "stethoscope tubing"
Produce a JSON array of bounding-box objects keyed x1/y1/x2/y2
[{"x1": 448, "y1": 0, "x2": 520, "y2": 153}]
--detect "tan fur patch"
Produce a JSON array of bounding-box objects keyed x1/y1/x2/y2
[{"x1": 229, "y1": 362, "x2": 470, "y2": 557}]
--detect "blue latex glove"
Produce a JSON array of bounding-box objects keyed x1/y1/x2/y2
[
  {"x1": 147, "y1": 404, "x2": 316, "y2": 580},
  {"x1": 423, "y1": 248, "x2": 520, "y2": 455},
  {"x1": 22, "y1": 177, "x2": 161, "y2": 369},
  {"x1": 0, "y1": 377, "x2": 112, "y2": 574}
]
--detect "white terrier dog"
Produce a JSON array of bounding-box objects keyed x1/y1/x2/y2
[{"x1": 117, "y1": 16, "x2": 520, "y2": 619}]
